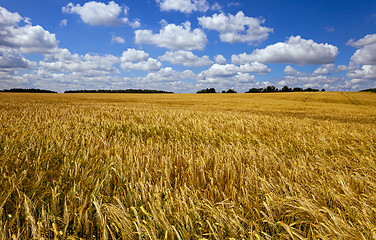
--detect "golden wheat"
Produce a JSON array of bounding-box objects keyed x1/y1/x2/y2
[{"x1": 0, "y1": 92, "x2": 375, "y2": 239}]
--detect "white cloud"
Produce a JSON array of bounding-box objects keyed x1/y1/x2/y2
[
  {"x1": 120, "y1": 59, "x2": 162, "y2": 71},
  {"x1": 278, "y1": 75, "x2": 344, "y2": 90},
  {"x1": 0, "y1": 7, "x2": 58, "y2": 54},
  {"x1": 120, "y1": 49, "x2": 148, "y2": 62},
  {"x1": 347, "y1": 34, "x2": 376, "y2": 48},
  {"x1": 347, "y1": 34, "x2": 376, "y2": 85},
  {"x1": 198, "y1": 72, "x2": 255, "y2": 84},
  {"x1": 238, "y1": 62, "x2": 271, "y2": 74},
  {"x1": 198, "y1": 11, "x2": 272, "y2": 45},
  {"x1": 159, "y1": 50, "x2": 213, "y2": 67},
  {"x1": 231, "y1": 36, "x2": 338, "y2": 65},
  {"x1": 5, "y1": 25, "x2": 58, "y2": 54},
  {"x1": 196, "y1": 71, "x2": 269, "y2": 94},
  {"x1": 199, "y1": 62, "x2": 270, "y2": 79},
  {"x1": 63, "y1": 1, "x2": 128, "y2": 26},
  {"x1": 347, "y1": 65, "x2": 376, "y2": 83},
  {"x1": 60, "y1": 19, "x2": 68, "y2": 27},
  {"x1": 156, "y1": 0, "x2": 209, "y2": 13},
  {"x1": 40, "y1": 48, "x2": 119, "y2": 75},
  {"x1": 284, "y1": 65, "x2": 305, "y2": 76},
  {"x1": 0, "y1": 46, "x2": 36, "y2": 69},
  {"x1": 278, "y1": 64, "x2": 347, "y2": 90},
  {"x1": 214, "y1": 54, "x2": 226, "y2": 65},
  {"x1": 227, "y1": 2, "x2": 241, "y2": 7},
  {"x1": 121, "y1": 17, "x2": 141, "y2": 28},
  {"x1": 112, "y1": 35, "x2": 125, "y2": 44},
  {"x1": 325, "y1": 26, "x2": 335, "y2": 32},
  {"x1": 111, "y1": 68, "x2": 198, "y2": 93},
  {"x1": 313, "y1": 64, "x2": 336, "y2": 75},
  {"x1": 211, "y1": 2, "x2": 222, "y2": 11},
  {"x1": 120, "y1": 48, "x2": 162, "y2": 71},
  {"x1": 129, "y1": 19, "x2": 140, "y2": 28},
  {"x1": 135, "y1": 21, "x2": 207, "y2": 50},
  {"x1": 140, "y1": 67, "x2": 195, "y2": 82},
  {"x1": 350, "y1": 43, "x2": 376, "y2": 65},
  {"x1": 313, "y1": 64, "x2": 347, "y2": 75},
  {"x1": 0, "y1": 6, "x2": 22, "y2": 26}
]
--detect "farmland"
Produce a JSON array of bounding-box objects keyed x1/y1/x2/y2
[{"x1": 0, "y1": 92, "x2": 375, "y2": 239}]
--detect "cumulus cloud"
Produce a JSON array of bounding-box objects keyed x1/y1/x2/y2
[
  {"x1": 313, "y1": 64, "x2": 334, "y2": 75},
  {"x1": 313, "y1": 64, "x2": 347, "y2": 75},
  {"x1": 197, "y1": 63, "x2": 266, "y2": 92},
  {"x1": 0, "y1": 6, "x2": 22, "y2": 26},
  {"x1": 156, "y1": 0, "x2": 209, "y2": 13},
  {"x1": 140, "y1": 67, "x2": 195, "y2": 82},
  {"x1": 196, "y1": 70, "x2": 270, "y2": 94},
  {"x1": 198, "y1": 71, "x2": 255, "y2": 84},
  {"x1": 63, "y1": 1, "x2": 137, "y2": 27},
  {"x1": 347, "y1": 34, "x2": 376, "y2": 85},
  {"x1": 159, "y1": 50, "x2": 213, "y2": 67},
  {"x1": 278, "y1": 75, "x2": 344, "y2": 90},
  {"x1": 135, "y1": 21, "x2": 207, "y2": 50},
  {"x1": 0, "y1": 7, "x2": 58, "y2": 54},
  {"x1": 129, "y1": 19, "x2": 140, "y2": 28},
  {"x1": 199, "y1": 62, "x2": 270, "y2": 79},
  {"x1": 284, "y1": 65, "x2": 305, "y2": 76},
  {"x1": 110, "y1": 68, "x2": 198, "y2": 93},
  {"x1": 211, "y1": 2, "x2": 222, "y2": 11},
  {"x1": 121, "y1": 17, "x2": 141, "y2": 28},
  {"x1": 347, "y1": 34, "x2": 376, "y2": 48},
  {"x1": 231, "y1": 36, "x2": 338, "y2": 65},
  {"x1": 120, "y1": 48, "x2": 162, "y2": 71},
  {"x1": 350, "y1": 43, "x2": 376, "y2": 65},
  {"x1": 279, "y1": 64, "x2": 346, "y2": 90},
  {"x1": 0, "y1": 46, "x2": 36, "y2": 69},
  {"x1": 347, "y1": 65, "x2": 376, "y2": 82},
  {"x1": 63, "y1": 1, "x2": 122, "y2": 26},
  {"x1": 214, "y1": 54, "x2": 226, "y2": 65},
  {"x1": 198, "y1": 11, "x2": 272, "y2": 45},
  {"x1": 112, "y1": 35, "x2": 125, "y2": 43},
  {"x1": 60, "y1": 19, "x2": 68, "y2": 27},
  {"x1": 40, "y1": 48, "x2": 119, "y2": 76}
]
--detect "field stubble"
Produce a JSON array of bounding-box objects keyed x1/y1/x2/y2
[{"x1": 0, "y1": 92, "x2": 375, "y2": 239}]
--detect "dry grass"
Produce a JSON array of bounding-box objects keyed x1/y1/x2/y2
[{"x1": 0, "y1": 92, "x2": 375, "y2": 239}]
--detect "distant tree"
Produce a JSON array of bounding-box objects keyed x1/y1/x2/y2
[
  {"x1": 244, "y1": 86, "x2": 326, "y2": 93},
  {"x1": 280, "y1": 85, "x2": 292, "y2": 92},
  {"x1": 221, "y1": 90, "x2": 226, "y2": 93},
  {"x1": 197, "y1": 88, "x2": 216, "y2": 93},
  {"x1": 226, "y1": 89, "x2": 237, "y2": 93},
  {"x1": 264, "y1": 85, "x2": 277, "y2": 93},
  {"x1": 64, "y1": 89, "x2": 173, "y2": 93},
  {"x1": 245, "y1": 88, "x2": 263, "y2": 93},
  {"x1": 0, "y1": 88, "x2": 57, "y2": 93},
  {"x1": 359, "y1": 88, "x2": 376, "y2": 93},
  {"x1": 321, "y1": 88, "x2": 326, "y2": 92},
  {"x1": 304, "y1": 87, "x2": 319, "y2": 92},
  {"x1": 292, "y1": 87, "x2": 303, "y2": 92}
]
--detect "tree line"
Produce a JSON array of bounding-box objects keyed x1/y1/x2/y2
[
  {"x1": 0, "y1": 88, "x2": 57, "y2": 93},
  {"x1": 64, "y1": 89, "x2": 173, "y2": 93},
  {"x1": 197, "y1": 86, "x2": 325, "y2": 93},
  {"x1": 246, "y1": 85, "x2": 324, "y2": 93},
  {"x1": 1, "y1": 87, "x2": 375, "y2": 94},
  {"x1": 360, "y1": 88, "x2": 376, "y2": 93}
]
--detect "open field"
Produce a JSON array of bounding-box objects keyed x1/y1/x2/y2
[{"x1": 1, "y1": 92, "x2": 376, "y2": 239}]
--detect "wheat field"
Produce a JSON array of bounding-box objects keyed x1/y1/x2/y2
[{"x1": 0, "y1": 92, "x2": 375, "y2": 239}]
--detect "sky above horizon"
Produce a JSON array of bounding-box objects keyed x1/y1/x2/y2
[{"x1": 1, "y1": 0, "x2": 376, "y2": 93}]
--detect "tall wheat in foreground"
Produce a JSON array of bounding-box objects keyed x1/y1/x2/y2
[{"x1": 0, "y1": 92, "x2": 375, "y2": 239}]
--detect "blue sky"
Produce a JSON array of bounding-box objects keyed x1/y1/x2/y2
[{"x1": 1, "y1": 0, "x2": 376, "y2": 93}]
